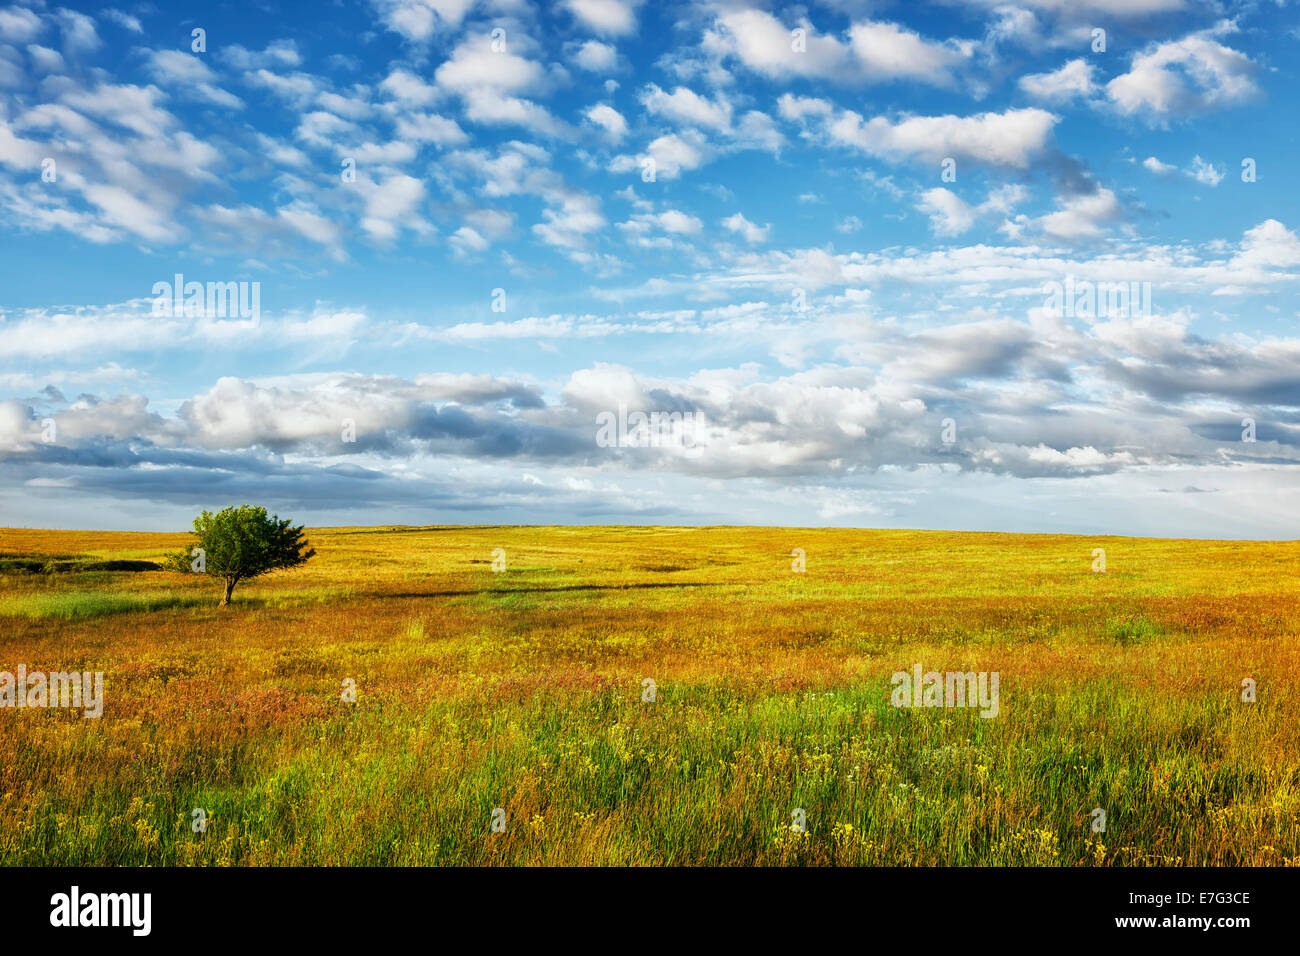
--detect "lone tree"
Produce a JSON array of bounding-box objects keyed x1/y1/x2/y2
[{"x1": 173, "y1": 506, "x2": 315, "y2": 606}]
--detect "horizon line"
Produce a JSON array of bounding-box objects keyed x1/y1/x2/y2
[{"x1": 3, "y1": 523, "x2": 1297, "y2": 544}]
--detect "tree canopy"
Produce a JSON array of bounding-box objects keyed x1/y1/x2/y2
[{"x1": 171, "y1": 505, "x2": 315, "y2": 605}]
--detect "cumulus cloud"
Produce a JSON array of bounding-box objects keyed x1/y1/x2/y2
[
  {"x1": 572, "y1": 39, "x2": 617, "y2": 72},
  {"x1": 610, "y1": 131, "x2": 707, "y2": 179},
  {"x1": 564, "y1": 0, "x2": 641, "y2": 35},
  {"x1": 722, "y1": 212, "x2": 770, "y2": 243},
  {"x1": 0, "y1": 6, "x2": 44, "y2": 43},
  {"x1": 433, "y1": 36, "x2": 569, "y2": 137},
  {"x1": 786, "y1": 100, "x2": 1059, "y2": 169},
  {"x1": 708, "y1": 10, "x2": 970, "y2": 87},
  {"x1": 1189, "y1": 155, "x2": 1223, "y2": 186},
  {"x1": 1019, "y1": 59, "x2": 1095, "y2": 102},
  {"x1": 369, "y1": 0, "x2": 478, "y2": 41},
  {"x1": 914, "y1": 185, "x2": 1029, "y2": 238},
  {"x1": 1107, "y1": 27, "x2": 1258, "y2": 119},
  {"x1": 1016, "y1": 187, "x2": 1122, "y2": 240},
  {"x1": 584, "y1": 102, "x2": 627, "y2": 141},
  {"x1": 1142, "y1": 155, "x2": 1177, "y2": 175},
  {"x1": 641, "y1": 84, "x2": 732, "y2": 132},
  {"x1": 145, "y1": 50, "x2": 244, "y2": 109},
  {"x1": 9, "y1": 310, "x2": 1300, "y2": 492},
  {"x1": 705, "y1": 218, "x2": 1300, "y2": 293}
]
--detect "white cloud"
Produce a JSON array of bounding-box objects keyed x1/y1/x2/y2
[
  {"x1": 916, "y1": 184, "x2": 1026, "y2": 237},
  {"x1": 394, "y1": 110, "x2": 467, "y2": 145},
  {"x1": 704, "y1": 217, "x2": 1300, "y2": 293},
  {"x1": 54, "y1": 8, "x2": 99, "y2": 54},
  {"x1": 247, "y1": 69, "x2": 320, "y2": 108},
  {"x1": 641, "y1": 84, "x2": 732, "y2": 131},
  {"x1": 533, "y1": 190, "x2": 606, "y2": 250},
  {"x1": 1019, "y1": 59, "x2": 1094, "y2": 102},
  {"x1": 26, "y1": 44, "x2": 64, "y2": 73},
  {"x1": 611, "y1": 131, "x2": 706, "y2": 179},
  {"x1": 359, "y1": 174, "x2": 427, "y2": 242},
  {"x1": 449, "y1": 225, "x2": 489, "y2": 256},
  {"x1": 847, "y1": 20, "x2": 968, "y2": 85},
  {"x1": 435, "y1": 38, "x2": 568, "y2": 136},
  {"x1": 655, "y1": 209, "x2": 702, "y2": 234},
  {"x1": 279, "y1": 202, "x2": 344, "y2": 253},
  {"x1": 952, "y1": 0, "x2": 1190, "y2": 18},
  {"x1": 722, "y1": 212, "x2": 770, "y2": 243},
  {"x1": 146, "y1": 50, "x2": 243, "y2": 109},
  {"x1": 370, "y1": 0, "x2": 478, "y2": 41},
  {"x1": 1230, "y1": 219, "x2": 1300, "y2": 271},
  {"x1": 380, "y1": 68, "x2": 440, "y2": 106},
  {"x1": 1107, "y1": 29, "x2": 1257, "y2": 118},
  {"x1": 220, "y1": 41, "x2": 302, "y2": 71},
  {"x1": 565, "y1": 0, "x2": 640, "y2": 37},
  {"x1": 1007, "y1": 187, "x2": 1121, "y2": 240},
  {"x1": 619, "y1": 208, "x2": 703, "y2": 246},
  {"x1": 585, "y1": 103, "x2": 627, "y2": 141},
  {"x1": 777, "y1": 94, "x2": 834, "y2": 122},
  {"x1": 733, "y1": 110, "x2": 784, "y2": 153},
  {"x1": 435, "y1": 41, "x2": 545, "y2": 94},
  {"x1": 460, "y1": 89, "x2": 569, "y2": 137},
  {"x1": 60, "y1": 82, "x2": 173, "y2": 137},
  {"x1": 572, "y1": 39, "x2": 617, "y2": 72},
  {"x1": 294, "y1": 109, "x2": 357, "y2": 148},
  {"x1": 821, "y1": 106, "x2": 1058, "y2": 169},
  {"x1": 102, "y1": 9, "x2": 144, "y2": 34},
  {"x1": 82, "y1": 184, "x2": 178, "y2": 241},
  {"x1": 710, "y1": 11, "x2": 967, "y2": 86},
  {"x1": 1189, "y1": 155, "x2": 1223, "y2": 186},
  {"x1": 0, "y1": 6, "x2": 44, "y2": 43},
  {"x1": 706, "y1": 10, "x2": 848, "y2": 79},
  {"x1": 916, "y1": 188, "x2": 977, "y2": 237}
]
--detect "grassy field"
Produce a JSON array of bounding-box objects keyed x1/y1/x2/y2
[{"x1": 1, "y1": 524, "x2": 1297, "y2": 866}]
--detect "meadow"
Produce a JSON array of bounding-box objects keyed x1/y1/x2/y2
[{"x1": 0, "y1": 524, "x2": 1297, "y2": 866}]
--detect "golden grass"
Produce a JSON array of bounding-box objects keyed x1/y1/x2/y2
[{"x1": 0, "y1": 524, "x2": 1296, "y2": 865}]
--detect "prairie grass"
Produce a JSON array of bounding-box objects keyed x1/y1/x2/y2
[
  {"x1": 0, "y1": 591, "x2": 208, "y2": 619},
  {"x1": 0, "y1": 524, "x2": 1296, "y2": 866}
]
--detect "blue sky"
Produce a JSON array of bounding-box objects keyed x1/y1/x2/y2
[{"x1": 1, "y1": 0, "x2": 1298, "y2": 536}]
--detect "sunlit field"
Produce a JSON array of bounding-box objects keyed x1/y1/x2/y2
[{"x1": 1, "y1": 525, "x2": 1297, "y2": 866}]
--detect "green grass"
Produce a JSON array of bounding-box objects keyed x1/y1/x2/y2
[
  {"x1": 0, "y1": 591, "x2": 210, "y2": 619},
  {"x1": 0, "y1": 587, "x2": 353, "y2": 619},
  {"x1": 1108, "y1": 617, "x2": 1161, "y2": 646}
]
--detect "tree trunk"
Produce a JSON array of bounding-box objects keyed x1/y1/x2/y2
[{"x1": 219, "y1": 577, "x2": 236, "y2": 607}]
